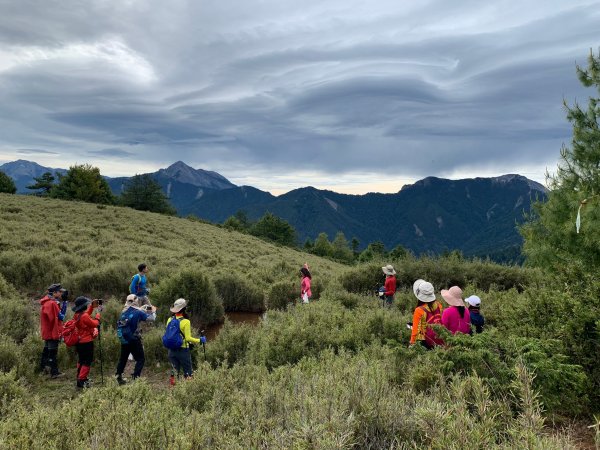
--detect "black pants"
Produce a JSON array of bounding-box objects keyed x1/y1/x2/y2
[
  {"x1": 41, "y1": 339, "x2": 59, "y2": 375},
  {"x1": 76, "y1": 341, "x2": 94, "y2": 381},
  {"x1": 168, "y1": 347, "x2": 193, "y2": 378},
  {"x1": 115, "y1": 339, "x2": 145, "y2": 378}
]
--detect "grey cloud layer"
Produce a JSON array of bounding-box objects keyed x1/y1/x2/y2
[{"x1": 0, "y1": 0, "x2": 598, "y2": 184}]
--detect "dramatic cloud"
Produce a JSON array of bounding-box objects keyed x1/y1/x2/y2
[{"x1": 0, "y1": 0, "x2": 598, "y2": 193}]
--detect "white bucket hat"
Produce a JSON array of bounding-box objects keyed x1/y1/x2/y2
[
  {"x1": 170, "y1": 298, "x2": 187, "y2": 313},
  {"x1": 413, "y1": 279, "x2": 436, "y2": 303},
  {"x1": 441, "y1": 286, "x2": 465, "y2": 307},
  {"x1": 382, "y1": 264, "x2": 396, "y2": 276},
  {"x1": 466, "y1": 295, "x2": 481, "y2": 307}
]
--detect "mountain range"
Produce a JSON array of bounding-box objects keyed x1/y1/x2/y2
[{"x1": 0, "y1": 159, "x2": 546, "y2": 260}]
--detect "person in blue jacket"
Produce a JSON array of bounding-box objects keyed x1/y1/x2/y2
[
  {"x1": 115, "y1": 294, "x2": 156, "y2": 384},
  {"x1": 129, "y1": 263, "x2": 152, "y2": 307}
]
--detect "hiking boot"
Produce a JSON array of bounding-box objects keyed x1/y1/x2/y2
[
  {"x1": 50, "y1": 372, "x2": 65, "y2": 379},
  {"x1": 76, "y1": 379, "x2": 92, "y2": 389},
  {"x1": 116, "y1": 376, "x2": 127, "y2": 386}
]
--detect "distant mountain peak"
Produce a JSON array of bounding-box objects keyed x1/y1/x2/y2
[
  {"x1": 156, "y1": 161, "x2": 236, "y2": 190},
  {"x1": 491, "y1": 174, "x2": 547, "y2": 193}
]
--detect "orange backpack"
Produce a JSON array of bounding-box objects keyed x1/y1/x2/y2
[{"x1": 419, "y1": 302, "x2": 444, "y2": 347}]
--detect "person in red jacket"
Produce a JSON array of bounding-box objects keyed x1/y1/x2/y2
[
  {"x1": 382, "y1": 264, "x2": 397, "y2": 308},
  {"x1": 39, "y1": 283, "x2": 68, "y2": 378},
  {"x1": 72, "y1": 296, "x2": 101, "y2": 389}
]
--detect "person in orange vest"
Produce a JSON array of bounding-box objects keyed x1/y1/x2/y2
[{"x1": 409, "y1": 279, "x2": 444, "y2": 349}]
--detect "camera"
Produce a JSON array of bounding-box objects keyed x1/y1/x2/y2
[
  {"x1": 61, "y1": 289, "x2": 69, "y2": 302},
  {"x1": 97, "y1": 299, "x2": 103, "y2": 306}
]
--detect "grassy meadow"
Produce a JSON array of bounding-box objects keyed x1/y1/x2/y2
[{"x1": 0, "y1": 193, "x2": 598, "y2": 449}]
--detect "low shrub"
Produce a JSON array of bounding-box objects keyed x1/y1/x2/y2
[
  {"x1": 0, "y1": 273, "x2": 18, "y2": 299},
  {"x1": 0, "y1": 298, "x2": 34, "y2": 343},
  {"x1": 152, "y1": 268, "x2": 224, "y2": 326},
  {"x1": 64, "y1": 261, "x2": 132, "y2": 298},
  {"x1": 0, "y1": 251, "x2": 67, "y2": 292},
  {"x1": 267, "y1": 281, "x2": 297, "y2": 310},
  {"x1": 205, "y1": 320, "x2": 257, "y2": 367},
  {"x1": 213, "y1": 273, "x2": 265, "y2": 312}
]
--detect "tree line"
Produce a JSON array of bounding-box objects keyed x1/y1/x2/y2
[{"x1": 0, "y1": 164, "x2": 175, "y2": 215}]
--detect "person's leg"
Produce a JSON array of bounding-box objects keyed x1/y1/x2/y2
[
  {"x1": 181, "y1": 348, "x2": 193, "y2": 378},
  {"x1": 115, "y1": 343, "x2": 131, "y2": 383},
  {"x1": 77, "y1": 342, "x2": 94, "y2": 388},
  {"x1": 46, "y1": 340, "x2": 61, "y2": 376},
  {"x1": 130, "y1": 339, "x2": 145, "y2": 379},
  {"x1": 168, "y1": 349, "x2": 181, "y2": 376},
  {"x1": 40, "y1": 340, "x2": 50, "y2": 372}
]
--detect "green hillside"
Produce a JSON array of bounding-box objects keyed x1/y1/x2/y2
[{"x1": 0, "y1": 194, "x2": 596, "y2": 449}]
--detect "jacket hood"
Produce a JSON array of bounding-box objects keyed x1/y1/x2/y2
[{"x1": 39, "y1": 295, "x2": 54, "y2": 305}]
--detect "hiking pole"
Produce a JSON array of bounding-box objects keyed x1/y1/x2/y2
[
  {"x1": 200, "y1": 330, "x2": 207, "y2": 361},
  {"x1": 97, "y1": 299, "x2": 104, "y2": 386}
]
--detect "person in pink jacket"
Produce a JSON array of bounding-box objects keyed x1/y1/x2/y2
[
  {"x1": 300, "y1": 264, "x2": 312, "y2": 304},
  {"x1": 440, "y1": 286, "x2": 471, "y2": 335}
]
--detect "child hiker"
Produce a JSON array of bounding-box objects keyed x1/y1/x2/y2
[
  {"x1": 440, "y1": 286, "x2": 471, "y2": 335},
  {"x1": 466, "y1": 295, "x2": 485, "y2": 334},
  {"x1": 72, "y1": 296, "x2": 101, "y2": 389},
  {"x1": 115, "y1": 294, "x2": 157, "y2": 385}
]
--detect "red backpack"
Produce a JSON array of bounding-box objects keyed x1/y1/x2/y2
[
  {"x1": 420, "y1": 302, "x2": 444, "y2": 347},
  {"x1": 61, "y1": 315, "x2": 81, "y2": 347}
]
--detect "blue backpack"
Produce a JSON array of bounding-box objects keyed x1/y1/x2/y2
[
  {"x1": 116, "y1": 310, "x2": 136, "y2": 344},
  {"x1": 162, "y1": 317, "x2": 184, "y2": 349}
]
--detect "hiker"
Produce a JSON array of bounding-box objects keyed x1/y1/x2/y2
[
  {"x1": 72, "y1": 296, "x2": 101, "y2": 389},
  {"x1": 300, "y1": 264, "x2": 312, "y2": 304},
  {"x1": 466, "y1": 295, "x2": 485, "y2": 334},
  {"x1": 115, "y1": 294, "x2": 157, "y2": 385},
  {"x1": 130, "y1": 263, "x2": 152, "y2": 307},
  {"x1": 39, "y1": 283, "x2": 68, "y2": 378},
  {"x1": 409, "y1": 279, "x2": 444, "y2": 349},
  {"x1": 382, "y1": 264, "x2": 397, "y2": 307},
  {"x1": 165, "y1": 298, "x2": 200, "y2": 381},
  {"x1": 440, "y1": 286, "x2": 471, "y2": 335}
]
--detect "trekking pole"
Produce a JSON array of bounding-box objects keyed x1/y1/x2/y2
[
  {"x1": 200, "y1": 330, "x2": 207, "y2": 361},
  {"x1": 97, "y1": 299, "x2": 104, "y2": 386}
]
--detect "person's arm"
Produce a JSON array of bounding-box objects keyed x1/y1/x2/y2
[
  {"x1": 410, "y1": 308, "x2": 424, "y2": 344},
  {"x1": 129, "y1": 275, "x2": 138, "y2": 294},
  {"x1": 81, "y1": 313, "x2": 100, "y2": 329},
  {"x1": 301, "y1": 278, "x2": 308, "y2": 295},
  {"x1": 180, "y1": 319, "x2": 200, "y2": 344},
  {"x1": 384, "y1": 277, "x2": 395, "y2": 296},
  {"x1": 139, "y1": 309, "x2": 156, "y2": 322}
]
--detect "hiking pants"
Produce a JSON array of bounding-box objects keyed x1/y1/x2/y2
[
  {"x1": 385, "y1": 295, "x2": 394, "y2": 307},
  {"x1": 76, "y1": 341, "x2": 94, "y2": 381},
  {"x1": 115, "y1": 339, "x2": 145, "y2": 378},
  {"x1": 168, "y1": 347, "x2": 193, "y2": 378},
  {"x1": 41, "y1": 339, "x2": 60, "y2": 375}
]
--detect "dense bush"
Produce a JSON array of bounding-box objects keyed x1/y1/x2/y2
[
  {"x1": 0, "y1": 251, "x2": 67, "y2": 292},
  {"x1": 0, "y1": 273, "x2": 18, "y2": 299},
  {"x1": 266, "y1": 281, "x2": 298, "y2": 310},
  {"x1": 64, "y1": 262, "x2": 132, "y2": 298},
  {"x1": 152, "y1": 268, "x2": 224, "y2": 326},
  {"x1": 213, "y1": 273, "x2": 265, "y2": 312},
  {"x1": 340, "y1": 257, "x2": 540, "y2": 295},
  {"x1": 0, "y1": 298, "x2": 34, "y2": 343}
]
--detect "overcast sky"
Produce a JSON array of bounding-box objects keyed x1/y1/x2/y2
[{"x1": 0, "y1": 0, "x2": 598, "y2": 194}]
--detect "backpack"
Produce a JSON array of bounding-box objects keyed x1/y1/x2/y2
[
  {"x1": 420, "y1": 302, "x2": 444, "y2": 347},
  {"x1": 61, "y1": 315, "x2": 81, "y2": 347},
  {"x1": 130, "y1": 274, "x2": 141, "y2": 295},
  {"x1": 116, "y1": 310, "x2": 136, "y2": 344},
  {"x1": 162, "y1": 317, "x2": 184, "y2": 350}
]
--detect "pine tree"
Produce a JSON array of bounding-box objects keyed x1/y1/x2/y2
[
  {"x1": 120, "y1": 174, "x2": 176, "y2": 215},
  {"x1": 521, "y1": 50, "x2": 600, "y2": 275},
  {"x1": 332, "y1": 231, "x2": 353, "y2": 262},
  {"x1": 26, "y1": 172, "x2": 55, "y2": 196},
  {"x1": 51, "y1": 164, "x2": 115, "y2": 204},
  {"x1": 0, "y1": 171, "x2": 17, "y2": 194}
]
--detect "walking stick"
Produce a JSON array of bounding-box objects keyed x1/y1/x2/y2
[{"x1": 97, "y1": 300, "x2": 104, "y2": 386}]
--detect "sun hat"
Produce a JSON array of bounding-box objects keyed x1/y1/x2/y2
[
  {"x1": 72, "y1": 296, "x2": 91, "y2": 313},
  {"x1": 465, "y1": 295, "x2": 481, "y2": 307},
  {"x1": 413, "y1": 279, "x2": 436, "y2": 303},
  {"x1": 382, "y1": 264, "x2": 396, "y2": 276},
  {"x1": 441, "y1": 286, "x2": 465, "y2": 307},
  {"x1": 125, "y1": 294, "x2": 140, "y2": 306},
  {"x1": 170, "y1": 298, "x2": 187, "y2": 313}
]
